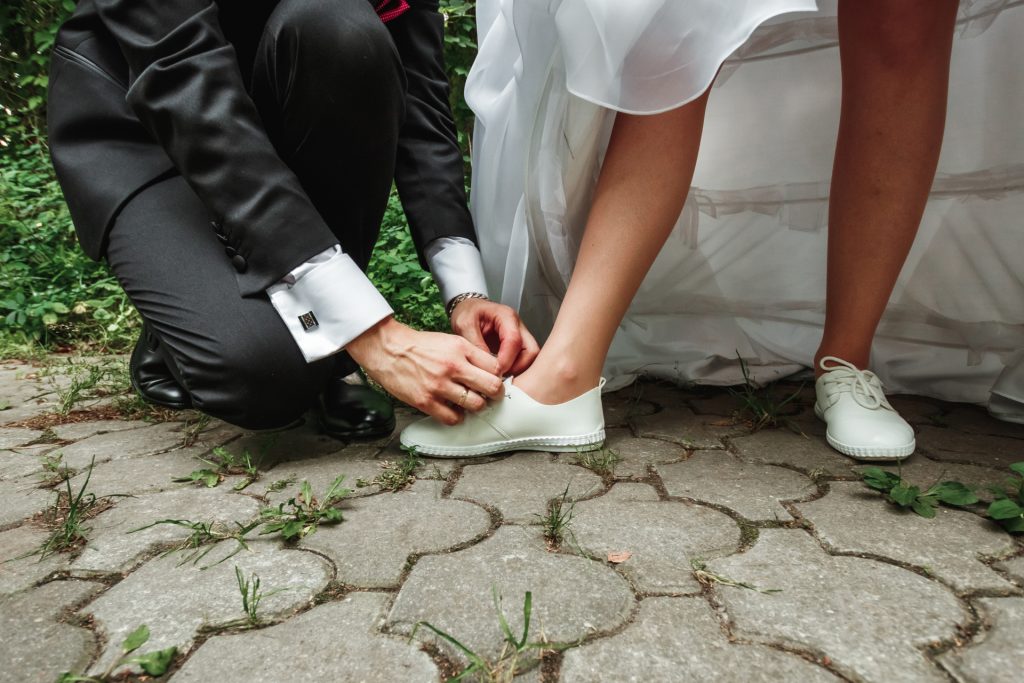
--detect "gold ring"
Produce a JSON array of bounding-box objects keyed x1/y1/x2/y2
[{"x1": 457, "y1": 387, "x2": 470, "y2": 408}]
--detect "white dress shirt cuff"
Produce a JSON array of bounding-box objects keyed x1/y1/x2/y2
[
  {"x1": 267, "y1": 246, "x2": 393, "y2": 363},
  {"x1": 425, "y1": 237, "x2": 489, "y2": 305}
]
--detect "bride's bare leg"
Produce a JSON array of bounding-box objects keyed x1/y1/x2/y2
[
  {"x1": 514, "y1": 91, "x2": 710, "y2": 404},
  {"x1": 814, "y1": 0, "x2": 958, "y2": 375}
]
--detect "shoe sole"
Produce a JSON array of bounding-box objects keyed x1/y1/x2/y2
[
  {"x1": 814, "y1": 404, "x2": 915, "y2": 461},
  {"x1": 400, "y1": 429, "x2": 606, "y2": 458}
]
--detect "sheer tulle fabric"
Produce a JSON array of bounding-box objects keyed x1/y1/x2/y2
[{"x1": 466, "y1": 0, "x2": 1024, "y2": 420}]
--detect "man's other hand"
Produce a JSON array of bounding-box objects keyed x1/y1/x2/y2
[
  {"x1": 449, "y1": 298, "x2": 539, "y2": 377},
  {"x1": 346, "y1": 317, "x2": 503, "y2": 425}
]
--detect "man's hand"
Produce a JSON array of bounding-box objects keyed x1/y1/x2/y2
[
  {"x1": 449, "y1": 298, "x2": 540, "y2": 376},
  {"x1": 347, "y1": 316, "x2": 503, "y2": 425}
]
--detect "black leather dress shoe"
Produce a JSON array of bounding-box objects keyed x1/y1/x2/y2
[
  {"x1": 129, "y1": 324, "x2": 192, "y2": 410},
  {"x1": 319, "y1": 372, "x2": 395, "y2": 440}
]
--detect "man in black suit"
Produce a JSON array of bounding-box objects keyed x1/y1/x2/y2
[{"x1": 48, "y1": 0, "x2": 538, "y2": 436}]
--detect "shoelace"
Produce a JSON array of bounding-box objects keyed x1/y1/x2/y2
[{"x1": 819, "y1": 356, "x2": 892, "y2": 411}]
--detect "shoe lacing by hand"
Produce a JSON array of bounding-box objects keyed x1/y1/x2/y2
[{"x1": 819, "y1": 356, "x2": 893, "y2": 411}]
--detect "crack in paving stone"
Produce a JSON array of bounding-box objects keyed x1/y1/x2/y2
[
  {"x1": 731, "y1": 429, "x2": 859, "y2": 478},
  {"x1": 708, "y1": 529, "x2": 970, "y2": 682},
  {"x1": 388, "y1": 526, "x2": 636, "y2": 666},
  {"x1": 69, "y1": 487, "x2": 262, "y2": 575},
  {"x1": 936, "y1": 597, "x2": 1024, "y2": 683},
  {"x1": 299, "y1": 479, "x2": 492, "y2": 589},
  {"x1": 571, "y1": 483, "x2": 741, "y2": 594},
  {"x1": 796, "y1": 482, "x2": 1018, "y2": 593},
  {"x1": 0, "y1": 580, "x2": 104, "y2": 683},
  {"x1": 451, "y1": 453, "x2": 604, "y2": 524},
  {"x1": 170, "y1": 593, "x2": 439, "y2": 682},
  {"x1": 83, "y1": 539, "x2": 332, "y2": 676},
  {"x1": 561, "y1": 596, "x2": 841, "y2": 682},
  {"x1": 658, "y1": 451, "x2": 817, "y2": 521}
]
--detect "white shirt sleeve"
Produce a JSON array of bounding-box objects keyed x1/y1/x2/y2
[
  {"x1": 266, "y1": 246, "x2": 392, "y2": 363},
  {"x1": 425, "y1": 236, "x2": 489, "y2": 305},
  {"x1": 266, "y1": 238, "x2": 489, "y2": 364}
]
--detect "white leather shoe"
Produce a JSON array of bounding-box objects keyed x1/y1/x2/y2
[
  {"x1": 400, "y1": 378, "x2": 606, "y2": 457},
  {"x1": 814, "y1": 356, "x2": 915, "y2": 460}
]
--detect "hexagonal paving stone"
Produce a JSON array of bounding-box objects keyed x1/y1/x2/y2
[
  {"x1": 55, "y1": 422, "x2": 185, "y2": 469},
  {"x1": 938, "y1": 597, "x2": 1024, "y2": 683},
  {"x1": 71, "y1": 487, "x2": 261, "y2": 574},
  {"x1": 797, "y1": 482, "x2": 1016, "y2": 592},
  {"x1": 658, "y1": 451, "x2": 815, "y2": 520},
  {"x1": 915, "y1": 426, "x2": 1024, "y2": 469},
  {"x1": 300, "y1": 480, "x2": 491, "y2": 588},
  {"x1": 571, "y1": 483, "x2": 740, "y2": 594},
  {"x1": 0, "y1": 449, "x2": 46, "y2": 481},
  {"x1": 709, "y1": 530, "x2": 968, "y2": 682},
  {"x1": 0, "y1": 526, "x2": 69, "y2": 595},
  {"x1": 64, "y1": 446, "x2": 207, "y2": 498},
  {"x1": 941, "y1": 404, "x2": 1024, "y2": 440},
  {"x1": 731, "y1": 429, "x2": 857, "y2": 477},
  {"x1": 630, "y1": 407, "x2": 735, "y2": 449},
  {"x1": 602, "y1": 386, "x2": 656, "y2": 428},
  {"x1": 85, "y1": 540, "x2": 331, "y2": 675},
  {"x1": 0, "y1": 580, "x2": 102, "y2": 683},
  {"x1": 576, "y1": 428, "x2": 686, "y2": 479},
  {"x1": 262, "y1": 443, "x2": 387, "y2": 504},
  {"x1": 388, "y1": 526, "x2": 635, "y2": 664},
  {"x1": 50, "y1": 420, "x2": 149, "y2": 441},
  {"x1": 996, "y1": 554, "x2": 1024, "y2": 585},
  {"x1": 561, "y1": 597, "x2": 839, "y2": 682},
  {"x1": 452, "y1": 453, "x2": 603, "y2": 523},
  {"x1": 170, "y1": 593, "x2": 439, "y2": 682},
  {"x1": 0, "y1": 427, "x2": 44, "y2": 449},
  {"x1": 0, "y1": 478, "x2": 55, "y2": 527}
]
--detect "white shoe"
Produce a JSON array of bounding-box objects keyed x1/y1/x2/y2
[
  {"x1": 813, "y1": 356, "x2": 915, "y2": 460},
  {"x1": 399, "y1": 377, "x2": 606, "y2": 458}
]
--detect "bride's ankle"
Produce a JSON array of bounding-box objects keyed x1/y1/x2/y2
[{"x1": 513, "y1": 359, "x2": 599, "y2": 405}]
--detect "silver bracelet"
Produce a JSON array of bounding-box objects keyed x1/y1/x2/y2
[{"x1": 446, "y1": 292, "x2": 489, "y2": 318}]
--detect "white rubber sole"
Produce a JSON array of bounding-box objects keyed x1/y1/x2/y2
[
  {"x1": 400, "y1": 429, "x2": 606, "y2": 458},
  {"x1": 814, "y1": 403, "x2": 914, "y2": 461}
]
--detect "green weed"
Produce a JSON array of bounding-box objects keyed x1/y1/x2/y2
[
  {"x1": 358, "y1": 445, "x2": 422, "y2": 491},
  {"x1": 536, "y1": 484, "x2": 576, "y2": 550},
  {"x1": 691, "y1": 558, "x2": 782, "y2": 594},
  {"x1": 36, "y1": 457, "x2": 112, "y2": 558},
  {"x1": 129, "y1": 519, "x2": 259, "y2": 568},
  {"x1": 259, "y1": 476, "x2": 350, "y2": 541},
  {"x1": 986, "y1": 462, "x2": 1024, "y2": 533},
  {"x1": 572, "y1": 448, "x2": 620, "y2": 477},
  {"x1": 58, "y1": 624, "x2": 176, "y2": 681},
  {"x1": 861, "y1": 466, "x2": 979, "y2": 519},
  {"x1": 175, "y1": 446, "x2": 261, "y2": 491},
  {"x1": 728, "y1": 354, "x2": 804, "y2": 434},
  {"x1": 412, "y1": 588, "x2": 557, "y2": 682}
]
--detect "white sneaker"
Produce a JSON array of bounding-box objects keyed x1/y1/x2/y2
[
  {"x1": 399, "y1": 378, "x2": 606, "y2": 458},
  {"x1": 813, "y1": 356, "x2": 915, "y2": 460}
]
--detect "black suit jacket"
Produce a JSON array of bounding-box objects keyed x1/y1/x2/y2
[{"x1": 48, "y1": 0, "x2": 476, "y2": 296}]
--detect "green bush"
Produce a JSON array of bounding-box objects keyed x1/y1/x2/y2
[{"x1": 0, "y1": 1, "x2": 478, "y2": 356}]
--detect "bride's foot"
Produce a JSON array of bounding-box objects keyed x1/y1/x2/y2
[
  {"x1": 813, "y1": 356, "x2": 915, "y2": 460},
  {"x1": 399, "y1": 377, "x2": 606, "y2": 458},
  {"x1": 512, "y1": 355, "x2": 601, "y2": 405}
]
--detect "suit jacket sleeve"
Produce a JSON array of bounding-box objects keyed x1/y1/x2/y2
[
  {"x1": 387, "y1": 0, "x2": 478, "y2": 267},
  {"x1": 92, "y1": 0, "x2": 337, "y2": 295}
]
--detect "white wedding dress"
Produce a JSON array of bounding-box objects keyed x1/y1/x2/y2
[{"x1": 466, "y1": 0, "x2": 1024, "y2": 421}]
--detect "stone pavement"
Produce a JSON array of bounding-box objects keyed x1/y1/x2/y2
[{"x1": 0, "y1": 357, "x2": 1022, "y2": 682}]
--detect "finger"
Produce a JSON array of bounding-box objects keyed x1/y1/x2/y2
[
  {"x1": 453, "y1": 361, "x2": 504, "y2": 398},
  {"x1": 455, "y1": 315, "x2": 490, "y2": 354},
  {"x1": 421, "y1": 399, "x2": 464, "y2": 426},
  {"x1": 441, "y1": 382, "x2": 488, "y2": 413},
  {"x1": 461, "y1": 340, "x2": 500, "y2": 377},
  {"x1": 508, "y1": 324, "x2": 540, "y2": 376},
  {"x1": 493, "y1": 313, "x2": 524, "y2": 375}
]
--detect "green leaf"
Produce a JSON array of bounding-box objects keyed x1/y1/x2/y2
[
  {"x1": 121, "y1": 624, "x2": 150, "y2": 653},
  {"x1": 911, "y1": 498, "x2": 937, "y2": 518},
  {"x1": 280, "y1": 520, "x2": 305, "y2": 540},
  {"x1": 929, "y1": 481, "x2": 979, "y2": 507},
  {"x1": 998, "y1": 516, "x2": 1024, "y2": 533},
  {"x1": 988, "y1": 498, "x2": 1024, "y2": 520},
  {"x1": 1009, "y1": 462, "x2": 1024, "y2": 476},
  {"x1": 131, "y1": 647, "x2": 177, "y2": 675},
  {"x1": 861, "y1": 467, "x2": 900, "y2": 492},
  {"x1": 889, "y1": 485, "x2": 919, "y2": 507}
]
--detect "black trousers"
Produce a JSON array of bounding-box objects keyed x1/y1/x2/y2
[{"x1": 105, "y1": 0, "x2": 404, "y2": 428}]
